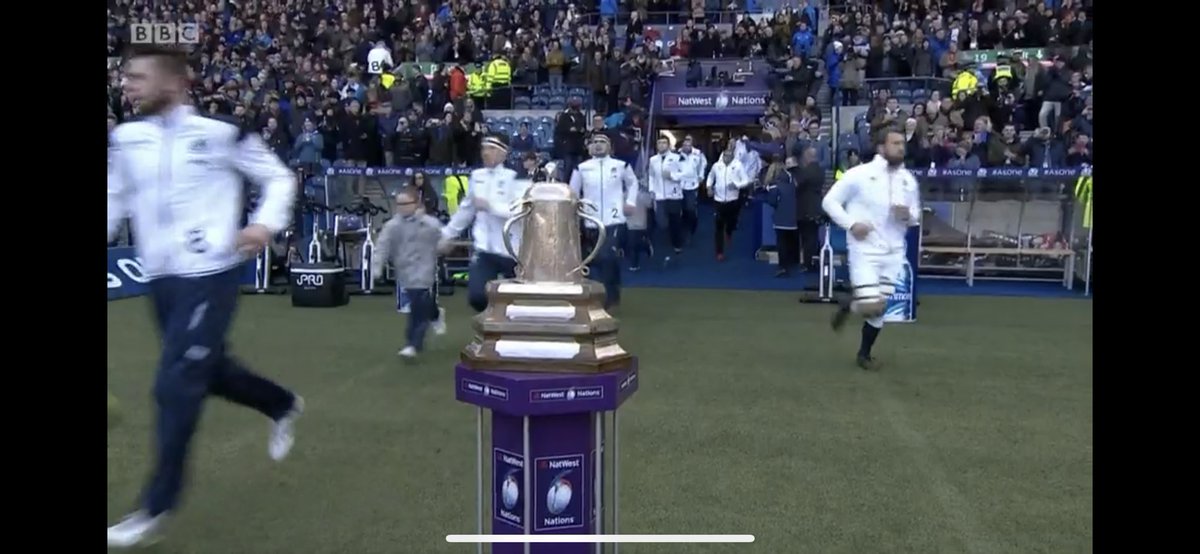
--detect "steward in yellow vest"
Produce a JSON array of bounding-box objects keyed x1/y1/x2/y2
[
  {"x1": 486, "y1": 56, "x2": 511, "y2": 87},
  {"x1": 1074, "y1": 174, "x2": 1092, "y2": 228},
  {"x1": 444, "y1": 174, "x2": 470, "y2": 215},
  {"x1": 467, "y1": 66, "x2": 491, "y2": 99},
  {"x1": 952, "y1": 69, "x2": 979, "y2": 97}
]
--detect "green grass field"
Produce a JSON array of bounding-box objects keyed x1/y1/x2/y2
[{"x1": 107, "y1": 290, "x2": 1093, "y2": 553}]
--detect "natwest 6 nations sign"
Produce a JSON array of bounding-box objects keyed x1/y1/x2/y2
[{"x1": 660, "y1": 90, "x2": 769, "y2": 114}]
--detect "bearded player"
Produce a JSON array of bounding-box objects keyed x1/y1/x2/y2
[{"x1": 822, "y1": 130, "x2": 921, "y2": 370}]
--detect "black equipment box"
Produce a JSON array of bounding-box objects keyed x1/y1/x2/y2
[{"x1": 290, "y1": 262, "x2": 349, "y2": 307}]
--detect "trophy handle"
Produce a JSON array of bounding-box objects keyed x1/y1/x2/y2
[
  {"x1": 572, "y1": 204, "x2": 607, "y2": 278},
  {"x1": 502, "y1": 200, "x2": 533, "y2": 264}
]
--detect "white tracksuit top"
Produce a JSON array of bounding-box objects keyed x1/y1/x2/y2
[
  {"x1": 821, "y1": 156, "x2": 922, "y2": 256},
  {"x1": 647, "y1": 151, "x2": 685, "y2": 201},
  {"x1": 569, "y1": 156, "x2": 639, "y2": 228},
  {"x1": 442, "y1": 166, "x2": 531, "y2": 258},
  {"x1": 677, "y1": 148, "x2": 707, "y2": 191},
  {"x1": 107, "y1": 104, "x2": 296, "y2": 279}
]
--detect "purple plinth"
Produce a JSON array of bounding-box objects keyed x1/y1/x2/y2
[{"x1": 456, "y1": 359, "x2": 639, "y2": 554}]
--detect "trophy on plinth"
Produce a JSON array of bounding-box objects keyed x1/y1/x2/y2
[{"x1": 454, "y1": 164, "x2": 639, "y2": 554}]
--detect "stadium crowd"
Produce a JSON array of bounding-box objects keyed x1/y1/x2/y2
[
  {"x1": 824, "y1": 0, "x2": 1093, "y2": 170},
  {"x1": 106, "y1": 0, "x2": 680, "y2": 176},
  {"x1": 107, "y1": 0, "x2": 1093, "y2": 182}
]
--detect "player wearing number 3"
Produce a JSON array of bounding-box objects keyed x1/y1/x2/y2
[
  {"x1": 569, "y1": 134, "x2": 639, "y2": 309},
  {"x1": 822, "y1": 130, "x2": 922, "y2": 371},
  {"x1": 647, "y1": 136, "x2": 687, "y2": 265}
]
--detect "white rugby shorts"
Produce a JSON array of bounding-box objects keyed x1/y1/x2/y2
[{"x1": 849, "y1": 250, "x2": 905, "y2": 301}]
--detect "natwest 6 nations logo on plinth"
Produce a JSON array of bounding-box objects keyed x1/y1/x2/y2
[
  {"x1": 662, "y1": 90, "x2": 769, "y2": 112},
  {"x1": 492, "y1": 448, "x2": 525, "y2": 530},
  {"x1": 533, "y1": 454, "x2": 585, "y2": 531}
]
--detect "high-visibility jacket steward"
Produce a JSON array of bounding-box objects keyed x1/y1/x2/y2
[
  {"x1": 486, "y1": 57, "x2": 511, "y2": 87},
  {"x1": 952, "y1": 70, "x2": 979, "y2": 97},
  {"x1": 1074, "y1": 175, "x2": 1092, "y2": 228},
  {"x1": 467, "y1": 72, "x2": 490, "y2": 98},
  {"x1": 444, "y1": 174, "x2": 470, "y2": 215}
]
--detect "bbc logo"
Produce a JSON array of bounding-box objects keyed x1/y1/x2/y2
[{"x1": 131, "y1": 23, "x2": 200, "y2": 45}]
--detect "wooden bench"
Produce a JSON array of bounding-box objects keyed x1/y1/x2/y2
[{"x1": 921, "y1": 246, "x2": 1076, "y2": 288}]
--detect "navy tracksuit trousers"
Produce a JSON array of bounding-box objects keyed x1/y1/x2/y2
[{"x1": 142, "y1": 267, "x2": 295, "y2": 516}]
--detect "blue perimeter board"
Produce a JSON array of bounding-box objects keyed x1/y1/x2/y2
[{"x1": 455, "y1": 359, "x2": 640, "y2": 416}]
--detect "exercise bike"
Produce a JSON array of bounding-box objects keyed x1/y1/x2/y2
[
  {"x1": 797, "y1": 223, "x2": 846, "y2": 304},
  {"x1": 300, "y1": 196, "x2": 334, "y2": 263},
  {"x1": 333, "y1": 196, "x2": 388, "y2": 295},
  {"x1": 244, "y1": 192, "x2": 289, "y2": 295}
]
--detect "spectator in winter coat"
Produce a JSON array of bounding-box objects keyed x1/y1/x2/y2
[
  {"x1": 1021, "y1": 127, "x2": 1067, "y2": 168},
  {"x1": 792, "y1": 22, "x2": 815, "y2": 57},
  {"x1": 511, "y1": 122, "x2": 536, "y2": 154},
  {"x1": 947, "y1": 141, "x2": 983, "y2": 170},
  {"x1": 1064, "y1": 134, "x2": 1092, "y2": 167},
  {"x1": 292, "y1": 119, "x2": 325, "y2": 173},
  {"x1": 264, "y1": 117, "x2": 291, "y2": 161},
  {"x1": 1037, "y1": 58, "x2": 1074, "y2": 130},
  {"x1": 766, "y1": 156, "x2": 799, "y2": 277}
]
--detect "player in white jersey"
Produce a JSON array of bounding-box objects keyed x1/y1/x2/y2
[
  {"x1": 821, "y1": 130, "x2": 922, "y2": 371},
  {"x1": 366, "y1": 41, "x2": 393, "y2": 76},
  {"x1": 677, "y1": 135, "x2": 707, "y2": 240},
  {"x1": 646, "y1": 136, "x2": 686, "y2": 263},
  {"x1": 569, "y1": 134, "x2": 639, "y2": 308},
  {"x1": 106, "y1": 46, "x2": 303, "y2": 548},
  {"x1": 440, "y1": 134, "x2": 531, "y2": 312}
]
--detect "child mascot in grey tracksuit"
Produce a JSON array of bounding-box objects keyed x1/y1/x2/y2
[{"x1": 374, "y1": 187, "x2": 446, "y2": 358}]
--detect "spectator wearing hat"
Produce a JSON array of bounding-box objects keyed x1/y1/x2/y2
[{"x1": 428, "y1": 109, "x2": 456, "y2": 166}]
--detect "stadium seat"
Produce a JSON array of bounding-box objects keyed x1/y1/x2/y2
[
  {"x1": 500, "y1": 116, "x2": 515, "y2": 127},
  {"x1": 532, "y1": 96, "x2": 549, "y2": 109},
  {"x1": 548, "y1": 96, "x2": 566, "y2": 110},
  {"x1": 534, "y1": 85, "x2": 552, "y2": 96},
  {"x1": 894, "y1": 89, "x2": 912, "y2": 101},
  {"x1": 567, "y1": 86, "x2": 587, "y2": 99},
  {"x1": 513, "y1": 96, "x2": 531, "y2": 109},
  {"x1": 539, "y1": 116, "x2": 553, "y2": 127}
]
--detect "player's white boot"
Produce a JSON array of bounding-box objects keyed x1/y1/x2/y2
[
  {"x1": 432, "y1": 307, "x2": 447, "y2": 336},
  {"x1": 398, "y1": 346, "x2": 418, "y2": 358},
  {"x1": 269, "y1": 395, "x2": 304, "y2": 462},
  {"x1": 107, "y1": 510, "x2": 166, "y2": 548}
]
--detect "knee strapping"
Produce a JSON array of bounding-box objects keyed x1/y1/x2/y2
[{"x1": 852, "y1": 298, "x2": 886, "y2": 317}]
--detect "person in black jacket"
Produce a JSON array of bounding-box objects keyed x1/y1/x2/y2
[
  {"x1": 338, "y1": 100, "x2": 372, "y2": 196},
  {"x1": 766, "y1": 155, "x2": 800, "y2": 277},
  {"x1": 795, "y1": 146, "x2": 825, "y2": 272},
  {"x1": 1037, "y1": 57, "x2": 1073, "y2": 131},
  {"x1": 554, "y1": 97, "x2": 587, "y2": 180},
  {"x1": 391, "y1": 116, "x2": 425, "y2": 167}
]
